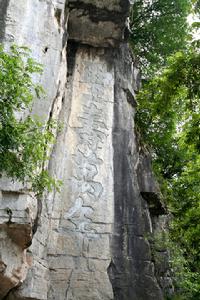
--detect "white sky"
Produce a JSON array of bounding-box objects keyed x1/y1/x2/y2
[{"x1": 188, "y1": 14, "x2": 200, "y2": 39}]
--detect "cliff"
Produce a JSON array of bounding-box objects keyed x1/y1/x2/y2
[{"x1": 0, "y1": 1, "x2": 172, "y2": 299}]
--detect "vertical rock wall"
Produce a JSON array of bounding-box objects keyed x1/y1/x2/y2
[
  {"x1": 47, "y1": 45, "x2": 115, "y2": 300},
  {"x1": 0, "y1": 1, "x2": 171, "y2": 299},
  {"x1": 109, "y1": 45, "x2": 166, "y2": 300}
]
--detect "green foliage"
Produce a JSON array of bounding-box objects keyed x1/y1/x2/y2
[
  {"x1": 167, "y1": 246, "x2": 200, "y2": 300},
  {"x1": 0, "y1": 45, "x2": 61, "y2": 196},
  {"x1": 136, "y1": 49, "x2": 200, "y2": 298},
  {"x1": 129, "y1": 0, "x2": 192, "y2": 75},
  {"x1": 136, "y1": 50, "x2": 200, "y2": 174},
  {"x1": 131, "y1": 0, "x2": 200, "y2": 297},
  {"x1": 193, "y1": 0, "x2": 200, "y2": 13}
]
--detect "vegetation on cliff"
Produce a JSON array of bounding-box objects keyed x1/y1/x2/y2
[
  {"x1": 130, "y1": 0, "x2": 191, "y2": 75},
  {"x1": 136, "y1": 51, "x2": 200, "y2": 299},
  {"x1": 0, "y1": 45, "x2": 61, "y2": 196},
  {"x1": 131, "y1": 1, "x2": 200, "y2": 299}
]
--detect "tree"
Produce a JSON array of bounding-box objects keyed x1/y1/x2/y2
[
  {"x1": 135, "y1": 49, "x2": 200, "y2": 299},
  {"x1": 131, "y1": 0, "x2": 200, "y2": 297},
  {"x1": 0, "y1": 45, "x2": 61, "y2": 196},
  {"x1": 129, "y1": 0, "x2": 192, "y2": 75}
]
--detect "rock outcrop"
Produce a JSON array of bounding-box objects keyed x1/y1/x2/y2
[{"x1": 0, "y1": 1, "x2": 172, "y2": 299}]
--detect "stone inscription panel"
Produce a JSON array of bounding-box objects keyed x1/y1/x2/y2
[{"x1": 48, "y1": 47, "x2": 114, "y2": 300}]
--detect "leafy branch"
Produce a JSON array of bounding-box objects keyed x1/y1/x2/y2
[{"x1": 0, "y1": 44, "x2": 61, "y2": 197}]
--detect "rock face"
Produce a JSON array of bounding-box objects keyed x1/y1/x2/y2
[
  {"x1": 0, "y1": 189, "x2": 37, "y2": 299},
  {"x1": 68, "y1": 0, "x2": 130, "y2": 47},
  {"x1": 0, "y1": 1, "x2": 172, "y2": 299}
]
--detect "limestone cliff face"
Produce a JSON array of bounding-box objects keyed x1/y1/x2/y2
[{"x1": 0, "y1": 1, "x2": 172, "y2": 299}]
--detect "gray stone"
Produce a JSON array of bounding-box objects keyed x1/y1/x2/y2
[
  {"x1": 68, "y1": 0, "x2": 131, "y2": 47},
  {"x1": 0, "y1": 191, "x2": 37, "y2": 298},
  {"x1": 0, "y1": 1, "x2": 172, "y2": 299},
  {"x1": 108, "y1": 43, "x2": 164, "y2": 300},
  {"x1": 137, "y1": 150, "x2": 166, "y2": 216}
]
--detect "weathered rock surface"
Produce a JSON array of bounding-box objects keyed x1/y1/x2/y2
[
  {"x1": 0, "y1": 0, "x2": 171, "y2": 299},
  {"x1": 68, "y1": 0, "x2": 131, "y2": 47},
  {"x1": 0, "y1": 188, "x2": 37, "y2": 299}
]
